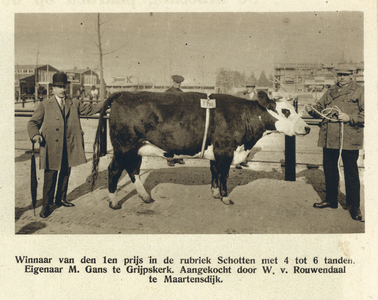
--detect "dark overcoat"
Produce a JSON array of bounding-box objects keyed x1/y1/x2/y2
[
  {"x1": 309, "y1": 80, "x2": 364, "y2": 150},
  {"x1": 27, "y1": 95, "x2": 103, "y2": 170}
]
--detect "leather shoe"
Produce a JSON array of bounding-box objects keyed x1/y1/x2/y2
[
  {"x1": 313, "y1": 201, "x2": 338, "y2": 209},
  {"x1": 167, "y1": 160, "x2": 175, "y2": 167},
  {"x1": 350, "y1": 207, "x2": 362, "y2": 221},
  {"x1": 56, "y1": 200, "x2": 75, "y2": 207},
  {"x1": 39, "y1": 205, "x2": 50, "y2": 218},
  {"x1": 175, "y1": 159, "x2": 185, "y2": 165}
]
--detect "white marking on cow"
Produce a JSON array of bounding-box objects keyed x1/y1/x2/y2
[
  {"x1": 109, "y1": 191, "x2": 117, "y2": 207},
  {"x1": 211, "y1": 187, "x2": 221, "y2": 199},
  {"x1": 135, "y1": 175, "x2": 151, "y2": 203},
  {"x1": 222, "y1": 196, "x2": 234, "y2": 205},
  {"x1": 231, "y1": 145, "x2": 252, "y2": 165},
  {"x1": 137, "y1": 141, "x2": 250, "y2": 165},
  {"x1": 137, "y1": 142, "x2": 166, "y2": 157},
  {"x1": 267, "y1": 98, "x2": 308, "y2": 136}
]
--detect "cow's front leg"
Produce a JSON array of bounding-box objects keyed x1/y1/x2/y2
[
  {"x1": 210, "y1": 160, "x2": 220, "y2": 199},
  {"x1": 214, "y1": 155, "x2": 234, "y2": 205},
  {"x1": 108, "y1": 152, "x2": 124, "y2": 210}
]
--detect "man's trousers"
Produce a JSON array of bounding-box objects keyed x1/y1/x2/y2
[
  {"x1": 323, "y1": 148, "x2": 360, "y2": 208},
  {"x1": 42, "y1": 149, "x2": 71, "y2": 206}
]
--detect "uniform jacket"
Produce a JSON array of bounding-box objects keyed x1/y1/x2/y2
[
  {"x1": 309, "y1": 80, "x2": 364, "y2": 150},
  {"x1": 27, "y1": 95, "x2": 103, "y2": 170},
  {"x1": 235, "y1": 90, "x2": 258, "y2": 100},
  {"x1": 165, "y1": 87, "x2": 183, "y2": 93}
]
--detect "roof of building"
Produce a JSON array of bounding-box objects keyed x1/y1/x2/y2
[
  {"x1": 60, "y1": 68, "x2": 98, "y2": 74},
  {"x1": 15, "y1": 64, "x2": 59, "y2": 71}
]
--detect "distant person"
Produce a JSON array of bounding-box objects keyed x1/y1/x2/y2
[
  {"x1": 106, "y1": 89, "x2": 111, "y2": 99},
  {"x1": 165, "y1": 75, "x2": 185, "y2": 167},
  {"x1": 90, "y1": 85, "x2": 98, "y2": 104},
  {"x1": 235, "y1": 78, "x2": 258, "y2": 100},
  {"x1": 165, "y1": 75, "x2": 184, "y2": 93},
  {"x1": 305, "y1": 64, "x2": 364, "y2": 221},
  {"x1": 234, "y1": 79, "x2": 258, "y2": 169},
  {"x1": 27, "y1": 73, "x2": 104, "y2": 218},
  {"x1": 76, "y1": 86, "x2": 85, "y2": 102}
]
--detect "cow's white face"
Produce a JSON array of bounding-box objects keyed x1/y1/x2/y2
[{"x1": 267, "y1": 98, "x2": 310, "y2": 136}]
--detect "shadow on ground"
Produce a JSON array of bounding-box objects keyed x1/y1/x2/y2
[{"x1": 297, "y1": 167, "x2": 347, "y2": 209}]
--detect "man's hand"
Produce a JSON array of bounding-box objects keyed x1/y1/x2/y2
[
  {"x1": 305, "y1": 105, "x2": 313, "y2": 113},
  {"x1": 32, "y1": 135, "x2": 43, "y2": 143},
  {"x1": 338, "y1": 112, "x2": 350, "y2": 123}
]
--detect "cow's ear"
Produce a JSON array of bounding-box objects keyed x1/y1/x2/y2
[{"x1": 257, "y1": 91, "x2": 276, "y2": 111}]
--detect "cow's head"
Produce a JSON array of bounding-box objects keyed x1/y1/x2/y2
[{"x1": 258, "y1": 91, "x2": 310, "y2": 136}]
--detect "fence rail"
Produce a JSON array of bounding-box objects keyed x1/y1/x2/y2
[{"x1": 14, "y1": 109, "x2": 320, "y2": 123}]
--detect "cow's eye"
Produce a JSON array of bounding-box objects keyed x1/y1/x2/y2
[{"x1": 281, "y1": 109, "x2": 291, "y2": 118}]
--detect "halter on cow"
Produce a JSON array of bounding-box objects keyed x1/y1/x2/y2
[{"x1": 92, "y1": 91, "x2": 310, "y2": 208}]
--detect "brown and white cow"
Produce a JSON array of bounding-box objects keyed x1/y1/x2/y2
[{"x1": 92, "y1": 91, "x2": 310, "y2": 208}]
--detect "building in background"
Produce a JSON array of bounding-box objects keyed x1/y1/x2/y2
[
  {"x1": 15, "y1": 64, "x2": 59, "y2": 101},
  {"x1": 15, "y1": 65, "x2": 101, "y2": 101},
  {"x1": 274, "y1": 62, "x2": 364, "y2": 94},
  {"x1": 106, "y1": 76, "x2": 216, "y2": 94},
  {"x1": 60, "y1": 68, "x2": 101, "y2": 97}
]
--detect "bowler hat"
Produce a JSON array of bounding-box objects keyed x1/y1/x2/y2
[
  {"x1": 172, "y1": 75, "x2": 184, "y2": 83},
  {"x1": 335, "y1": 64, "x2": 356, "y2": 74},
  {"x1": 52, "y1": 72, "x2": 70, "y2": 86}
]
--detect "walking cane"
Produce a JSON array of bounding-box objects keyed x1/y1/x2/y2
[{"x1": 30, "y1": 142, "x2": 38, "y2": 216}]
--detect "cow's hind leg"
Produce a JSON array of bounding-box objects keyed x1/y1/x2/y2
[
  {"x1": 123, "y1": 153, "x2": 153, "y2": 204},
  {"x1": 210, "y1": 160, "x2": 220, "y2": 199}
]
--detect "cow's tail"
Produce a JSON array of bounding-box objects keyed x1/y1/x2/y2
[{"x1": 91, "y1": 93, "x2": 118, "y2": 190}]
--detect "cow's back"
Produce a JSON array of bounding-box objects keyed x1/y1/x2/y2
[{"x1": 109, "y1": 92, "x2": 208, "y2": 154}]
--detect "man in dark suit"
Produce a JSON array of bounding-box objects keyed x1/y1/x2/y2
[
  {"x1": 27, "y1": 72, "x2": 104, "y2": 218},
  {"x1": 165, "y1": 75, "x2": 186, "y2": 167}
]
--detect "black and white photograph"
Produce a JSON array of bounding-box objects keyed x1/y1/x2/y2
[
  {"x1": 2, "y1": 1, "x2": 378, "y2": 299},
  {"x1": 14, "y1": 11, "x2": 366, "y2": 234}
]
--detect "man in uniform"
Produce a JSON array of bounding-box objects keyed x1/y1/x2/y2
[
  {"x1": 306, "y1": 64, "x2": 364, "y2": 221},
  {"x1": 28, "y1": 72, "x2": 104, "y2": 218},
  {"x1": 165, "y1": 74, "x2": 184, "y2": 93},
  {"x1": 165, "y1": 75, "x2": 186, "y2": 166},
  {"x1": 235, "y1": 78, "x2": 258, "y2": 100}
]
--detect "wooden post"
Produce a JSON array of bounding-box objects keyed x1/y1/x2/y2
[
  {"x1": 285, "y1": 135, "x2": 296, "y2": 181},
  {"x1": 284, "y1": 96, "x2": 298, "y2": 181}
]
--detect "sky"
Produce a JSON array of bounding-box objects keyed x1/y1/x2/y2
[{"x1": 15, "y1": 12, "x2": 364, "y2": 86}]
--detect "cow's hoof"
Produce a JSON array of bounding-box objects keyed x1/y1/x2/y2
[
  {"x1": 140, "y1": 195, "x2": 154, "y2": 204},
  {"x1": 211, "y1": 188, "x2": 221, "y2": 199},
  {"x1": 222, "y1": 197, "x2": 234, "y2": 205},
  {"x1": 109, "y1": 202, "x2": 122, "y2": 210}
]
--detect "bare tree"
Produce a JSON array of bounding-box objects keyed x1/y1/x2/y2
[{"x1": 94, "y1": 13, "x2": 127, "y2": 101}]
